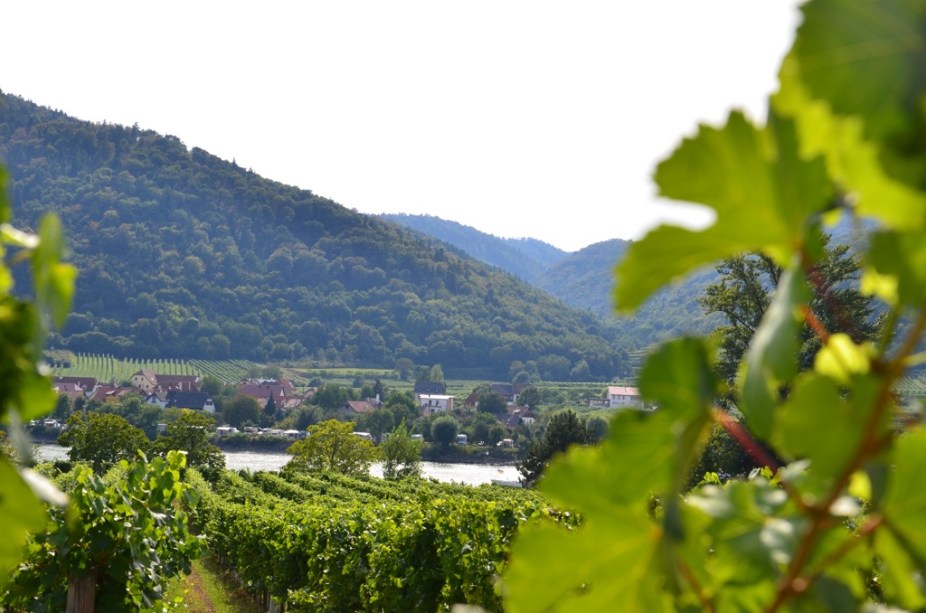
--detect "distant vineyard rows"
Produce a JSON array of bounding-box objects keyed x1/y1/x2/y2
[{"x1": 50, "y1": 353, "x2": 257, "y2": 383}]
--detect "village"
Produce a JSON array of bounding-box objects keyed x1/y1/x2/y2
[{"x1": 42, "y1": 370, "x2": 644, "y2": 448}]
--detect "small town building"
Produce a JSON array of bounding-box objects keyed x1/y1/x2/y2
[
  {"x1": 605, "y1": 386, "x2": 643, "y2": 409},
  {"x1": 418, "y1": 394, "x2": 454, "y2": 415}
]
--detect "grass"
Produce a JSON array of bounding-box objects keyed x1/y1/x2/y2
[{"x1": 164, "y1": 555, "x2": 263, "y2": 612}]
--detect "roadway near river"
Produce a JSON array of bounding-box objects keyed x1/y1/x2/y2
[{"x1": 33, "y1": 443, "x2": 521, "y2": 486}]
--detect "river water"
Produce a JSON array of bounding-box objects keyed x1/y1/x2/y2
[{"x1": 32, "y1": 443, "x2": 521, "y2": 486}]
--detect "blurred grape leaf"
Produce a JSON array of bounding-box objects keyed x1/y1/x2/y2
[
  {"x1": 740, "y1": 267, "x2": 809, "y2": 439},
  {"x1": 615, "y1": 111, "x2": 830, "y2": 311},
  {"x1": 0, "y1": 459, "x2": 46, "y2": 589}
]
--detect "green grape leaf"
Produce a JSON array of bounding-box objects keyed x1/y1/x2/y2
[
  {"x1": 882, "y1": 429, "x2": 926, "y2": 563},
  {"x1": 0, "y1": 459, "x2": 47, "y2": 589},
  {"x1": 638, "y1": 337, "x2": 716, "y2": 493},
  {"x1": 775, "y1": 57, "x2": 926, "y2": 231},
  {"x1": 740, "y1": 266, "x2": 809, "y2": 439},
  {"x1": 687, "y1": 480, "x2": 799, "y2": 586},
  {"x1": 615, "y1": 111, "x2": 831, "y2": 311},
  {"x1": 507, "y1": 339, "x2": 718, "y2": 611},
  {"x1": 539, "y1": 411, "x2": 675, "y2": 515},
  {"x1": 867, "y1": 230, "x2": 926, "y2": 308},
  {"x1": 790, "y1": 0, "x2": 926, "y2": 144},
  {"x1": 874, "y1": 525, "x2": 926, "y2": 610},
  {"x1": 541, "y1": 338, "x2": 715, "y2": 513},
  {"x1": 773, "y1": 374, "x2": 882, "y2": 485},
  {"x1": 503, "y1": 514, "x2": 668, "y2": 613},
  {"x1": 813, "y1": 333, "x2": 873, "y2": 384},
  {"x1": 33, "y1": 214, "x2": 76, "y2": 330}
]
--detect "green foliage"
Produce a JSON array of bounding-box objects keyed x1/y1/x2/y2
[
  {"x1": 152, "y1": 409, "x2": 225, "y2": 481},
  {"x1": 505, "y1": 2, "x2": 926, "y2": 610},
  {"x1": 701, "y1": 238, "x2": 880, "y2": 387},
  {"x1": 429, "y1": 414, "x2": 459, "y2": 447},
  {"x1": 0, "y1": 161, "x2": 75, "y2": 589},
  {"x1": 186, "y1": 465, "x2": 557, "y2": 612},
  {"x1": 3, "y1": 451, "x2": 203, "y2": 611},
  {"x1": 380, "y1": 421, "x2": 423, "y2": 480},
  {"x1": 517, "y1": 410, "x2": 591, "y2": 488},
  {"x1": 478, "y1": 391, "x2": 508, "y2": 415},
  {"x1": 285, "y1": 419, "x2": 379, "y2": 477},
  {"x1": 57, "y1": 411, "x2": 150, "y2": 473},
  {"x1": 221, "y1": 394, "x2": 261, "y2": 429}
]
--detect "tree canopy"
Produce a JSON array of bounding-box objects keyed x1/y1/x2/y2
[
  {"x1": 285, "y1": 419, "x2": 379, "y2": 477},
  {"x1": 58, "y1": 412, "x2": 150, "y2": 472},
  {"x1": 380, "y1": 422, "x2": 422, "y2": 480},
  {"x1": 700, "y1": 237, "x2": 880, "y2": 386},
  {"x1": 517, "y1": 410, "x2": 589, "y2": 487},
  {"x1": 152, "y1": 409, "x2": 225, "y2": 480}
]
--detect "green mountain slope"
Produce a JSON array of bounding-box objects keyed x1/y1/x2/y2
[
  {"x1": 376, "y1": 220, "x2": 721, "y2": 350},
  {"x1": 536, "y1": 239, "x2": 720, "y2": 347},
  {"x1": 379, "y1": 213, "x2": 568, "y2": 283},
  {"x1": 0, "y1": 93, "x2": 627, "y2": 380}
]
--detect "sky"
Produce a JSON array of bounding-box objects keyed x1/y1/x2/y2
[{"x1": 1, "y1": 1, "x2": 801, "y2": 252}]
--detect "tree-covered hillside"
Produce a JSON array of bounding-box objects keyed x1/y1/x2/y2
[
  {"x1": 383, "y1": 223, "x2": 721, "y2": 350},
  {"x1": 536, "y1": 239, "x2": 720, "y2": 345},
  {"x1": 380, "y1": 213, "x2": 568, "y2": 283},
  {"x1": 0, "y1": 93, "x2": 627, "y2": 380}
]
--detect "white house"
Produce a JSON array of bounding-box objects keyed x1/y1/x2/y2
[
  {"x1": 606, "y1": 386, "x2": 643, "y2": 409},
  {"x1": 418, "y1": 394, "x2": 454, "y2": 415}
]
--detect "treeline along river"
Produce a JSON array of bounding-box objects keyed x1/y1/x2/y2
[{"x1": 33, "y1": 443, "x2": 521, "y2": 486}]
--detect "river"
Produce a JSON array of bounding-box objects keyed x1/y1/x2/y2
[{"x1": 32, "y1": 443, "x2": 521, "y2": 486}]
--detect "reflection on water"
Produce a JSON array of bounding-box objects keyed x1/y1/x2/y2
[{"x1": 33, "y1": 444, "x2": 520, "y2": 486}]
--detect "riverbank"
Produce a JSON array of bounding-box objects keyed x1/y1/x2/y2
[
  {"x1": 211, "y1": 433, "x2": 520, "y2": 465},
  {"x1": 32, "y1": 443, "x2": 521, "y2": 486},
  {"x1": 29, "y1": 430, "x2": 522, "y2": 466}
]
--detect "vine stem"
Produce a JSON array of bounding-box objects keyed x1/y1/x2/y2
[
  {"x1": 676, "y1": 558, "x2": 714, "y2": 612},
  {"x1": 766, "y1": 307, "x2": 926, "y2": 613}
]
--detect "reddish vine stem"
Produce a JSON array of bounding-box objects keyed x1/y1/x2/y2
[
  {"x1": 766, "y1": 308, "x2": 926, "y2": 613},
  {"x1": 675, "y1": 558, "x2": 714, "y2": 613},
  {"x1": 714, "y1": 410, "x2": 779, "y2": 472}
]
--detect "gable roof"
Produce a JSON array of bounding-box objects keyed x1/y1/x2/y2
[
  {"x1": 344, "y1": 400, "x2": 377, "y2": 414},
  {"x1": 414, "y1": 381, "x2": 446, "y2": 395},
  {"x1": 165, "y1": 390, "x2": 212, "y2": 410},
  {"x1": 53, "y1": 376, "x2": 98, "y2": 390}
]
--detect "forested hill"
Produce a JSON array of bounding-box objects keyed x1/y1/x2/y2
[
  {"x1": 0, "y1": 93, "x2": 627, "y2": 380},
  {"x1": 379, "y1": 213, "x2": 568, "y2": 283},
  {"x1": 536, "y1": 240, "x2": 720, "y2": 345},
  {"x1": 375, "y1": 219, "x2": 721, "y2": 350}
]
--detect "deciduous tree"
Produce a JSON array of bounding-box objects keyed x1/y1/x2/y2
[
  {"x1": 517, "y1": 410, "x2": 588, "y2": 487},
  {"x1": 285, "y1": 419, "x2": 379, "y2": 477},
  {"x1": 700, "y1": 237, "x2": 880, "y2": 386},
  {"x1": 152, "y1": 409, "x2": 225, "y2": 481},
  {"x1": 430, "y1": 415, "x2": 459, "y2": 448},
  {"x1": 222, "y1": 394, "x2": 261, "y2": 429},
  {"x1": 58, "y1": 412, "x2": 150, "y2": 473},
  {"x1": 381, "y1": 421, "x2": 422, "y2": 480}
]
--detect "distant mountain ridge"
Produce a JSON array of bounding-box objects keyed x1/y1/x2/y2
[
  {"x1": 379, "y1": 214, "x2": 569, "y2": 283},
  {"x1": 0, "y1": 93, "x2": 628, "y2": 380},
  {"x1": 382, "y1": 216, "x2": 721, "y2": 350}
]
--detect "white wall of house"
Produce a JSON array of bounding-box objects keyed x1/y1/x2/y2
[
  {"x1": 606, "y1": 386, "x2": 642, "y2": 408},
  {"x1": 418, "y1": 394, "x2": 454, "y2": 412}
]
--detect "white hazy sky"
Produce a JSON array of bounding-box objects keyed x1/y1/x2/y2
[{"x1": 1, "y1": 1, "x2": 801, "y2": 252}]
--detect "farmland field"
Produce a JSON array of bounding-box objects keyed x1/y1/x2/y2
[{"x1": 49, "y1": 352, "x2": 259, "y2": 384}]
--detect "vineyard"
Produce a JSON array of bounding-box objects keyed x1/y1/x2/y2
[
  {"x1": 186, "y1": 467, "x2": 562, "y2": 612},
  {"x1": 49, "y1": 352, "x2": 259, "y2": 384}
]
